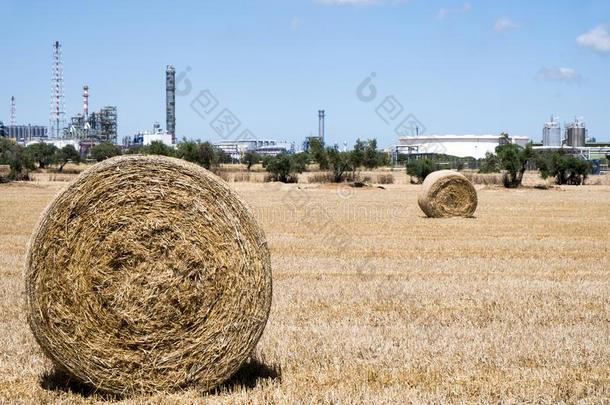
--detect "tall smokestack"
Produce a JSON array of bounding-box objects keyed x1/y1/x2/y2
[
  {"x1": 83, "y1": 85, "x2": 89, "y2": 118},
  {"x1": 166, "y1": 65, "x2": 176, "y2": 143},
  {"x1": 318, "y1": 110, "x2": 325, "y2": 144},
  {"x1": 10, "y1": 96, "x2": 16, "y2": 126}
]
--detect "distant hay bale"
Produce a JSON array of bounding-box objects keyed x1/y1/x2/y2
[
  {"x1": 25, "y1": 155, "x2": 272, "y2": 395},
  {"x1": 0, "y1": 164, "x2": 10, "y2": 179},
  {"x1": 418, "y1": 170, "x2": 477, "y2": 218}
]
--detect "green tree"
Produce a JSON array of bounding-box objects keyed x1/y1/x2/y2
[
  {"x1": 25, "y1": 142, "x2": 58, "y2": 169},
  {"x1": 363, "y1": 139, "x2": 379, "y2": 169},
  {"x1": 143, "y1": 141, "x2": 175, "y2": 156},
  {"x1": 376, "y1": 150, "x2": 391, "y2": 167},
  {"x1": 495, "y1": 143, "x2": 534, "y2": 188},
  {"x1": 198, "y1": 141, "x2": 219, "y2": 170},
  {"x1": 175, "y1": 140, "x2": 221, "y2": 170},
  {"x1": 479, "y1": 152, "x2": 501, "y2": 173},
  {"x1": 291, "y1": 152, "x2": 309, "y2": 173},
  {"x1": 351, "y1": 139, "x2": 365, "y2": 169},
  {"x1": 265, "y1": 154, "x2": 303, "y2": 183},
  {"x1": 328, "y1": 147, "x2": 354, "y2": 183},
  {"x1": 242, "y1": 151, "x2": 261, "y2": 171},
  {"x1": 90, "y1": 142, "x2": 122, "y2": 162},
  {"x1": 0, "y1": 138, "x2": 34, "y2": 180},
  {"x1": 55, "y1": 144, "x2": 80, "y2": 172},
  {"x1": 406, "y1": 158, "x2": 438, "y2": 183},
  {"x1": 308, "y1": 138, "x2": 329, "y2": 170},
  {"x1": 175, "y1": 140, "x2": 199, "y2": 163},
  {"x1": 536, "y1": 151, "x2": 591, "y2": 185},
  {"x1": 216, "y1": 148, "x2": 232, "y2": 164}
]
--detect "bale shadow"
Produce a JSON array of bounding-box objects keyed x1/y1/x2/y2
[
  {"x1": 212, "y1": 357, "x2": 282, "y2": 393},
  {"x1": 40, "y1": 368, "x2": 122, "y2": 401},
  {"x1": 40, "y1": 357, "x2": 281, "y2": 399}
]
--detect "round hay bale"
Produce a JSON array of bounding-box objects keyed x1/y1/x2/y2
[
  {"x1": 417, "y1": 170, "x2": 477, "y2": 218},
  {"x1": 25, "y1": 155, "x2": 272, "y2": 395}
]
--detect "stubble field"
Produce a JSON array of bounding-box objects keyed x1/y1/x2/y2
[{"x1": 0, "y1": 177, "x2": 609, "y2": 403}]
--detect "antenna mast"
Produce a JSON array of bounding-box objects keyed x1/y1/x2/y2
[{"x1": 50, "y1": 41, "x2": 65, "y2": 138}]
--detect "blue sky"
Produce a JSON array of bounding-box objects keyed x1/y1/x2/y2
[{"x1": 2, "y1": 0, "x2": 610, "y2": 146}]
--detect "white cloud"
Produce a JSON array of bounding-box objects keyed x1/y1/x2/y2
[
  {"x1": 437, "y1": 2, "x2": 471, "y2": 20},
  {"x1": 316, "y1": 0, "x2": 405, "y2": 5},
  {"x1": 577, "y1": 24, "x2": 610, "y2": 53},
  {"x1": 536, "y1": 67, "x2": 582, "y2": 83},
  {"x1": 494, "y1": 17, "x2": 518, "y2": 32},
  {"x1": 290, "y1": 17, "x2": 303, "y2": 31}
]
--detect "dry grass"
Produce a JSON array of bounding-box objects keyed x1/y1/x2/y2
[
  {"x1": 461, "y1": 171, "x2": 504, "y2": 186},
  {"x1": 375, "y1": 173, "x2": 395, "y2": 184},
  {"x1": 0, "y1": 179, "x2": 609, "y2": 403},
  {"x1": 586, "y1": 174, "x2": 610, "y2": 186}
]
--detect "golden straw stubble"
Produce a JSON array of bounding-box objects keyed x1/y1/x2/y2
[
  {"x1": 418, "y1": 170, "x2": 478, "y2": 218},
  {"x1": 25, "y1": 155, "x2": 272, "y2": 395}
]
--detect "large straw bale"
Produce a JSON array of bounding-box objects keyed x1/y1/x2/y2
[
  {"x1": 418, "y1": 170, "x2": 477, "y2": 218},
  {"x1": 25, "y1": 155, "x2": 272, "y2": 395}
]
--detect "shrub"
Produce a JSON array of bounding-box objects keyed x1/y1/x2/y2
[
  {"x1": 536, "y1": 151, "x2": 592, "y2": 185},
  {"x1": 479, "y1": 152, "x2": 501, "y2": 173},
  {"x1": 90, "y1": 142, "x2": 122, "y2": 162},
  {"x1": 55, "y1": 145, "x2": 81, "y2": 172},
  {"x1": 327, "y1": 147, "x2": 354, "y2": 183},
  {"x1": 308, "y1": 138, "x2": 329, "y2": 170},
  {"x1": 143, "y1": 141, "x2": 175, "y2": 157},
  {"x1": 25, "y1": 142, "x2": 58, "y2": 169},
  {"x1": 265, "y1": 154, "x2": 303, "y2": 183},
  {"x1": 0, "y1": 138, "x2": 34, "y2": 180},
  {"x1": 243, "y1": 152, "x2": 261, "y2": 171},
  {"x1": 406, "y1": 158, "x2": 438, "y2": 183},
  {"x1": 175, "y1": 140, "x2": 221, "y2": 170},
  {"x1": 495, "y1": 143, "x2": 534, "y2": 188}
]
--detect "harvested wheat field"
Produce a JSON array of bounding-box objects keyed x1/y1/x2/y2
[{"x1": 0, "y1": 179, "x2": 609, "y2": 403}]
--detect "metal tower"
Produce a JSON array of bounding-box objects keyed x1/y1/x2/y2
[
  {"x1": 166, "y1": 65, "x2": 176, "y2": 143},
  {"x1": 50, "y1": 41, "x2": 65, "y2": 138},
  {"x1": 10, "y1": 96, "x2": 16, "y2": 126},
  {"x1": 318, "y1": 110, "x2": 325, "y2": 144}
]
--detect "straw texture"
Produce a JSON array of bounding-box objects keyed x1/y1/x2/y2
[
  {"x1": 25, "y1": 155, "x2": 272, "y2": 395},
  {"x1": 418, "y1": 170, "x2": 478, "y2": 218}
]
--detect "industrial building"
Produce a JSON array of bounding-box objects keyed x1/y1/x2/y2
[
  {"x1": 66, "y1": 103, "x2": 118, "y2": 144},
  {"x1": 216, "y1": 139, "x2": 294, "y2": 159},
  {"x1": 4, "y1": 124, "x2": 48, "y2": 142},
  {"x1": 124, "y1": 122, "x2": 174, "y2": 147},
  {"x1": 536, "y1": 117, "x2": 610, "y2": 166},
  {"x1": 394, "y1": 134, "x2": 530, "y2": 159},
  {"x1": 25, "y1": 138, "x2": 79, "y2": 150}
]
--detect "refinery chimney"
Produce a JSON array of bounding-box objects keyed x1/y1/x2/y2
[
  {"x1": 318, "y1": 110, "x2": 325, "y2": 144},
  {"x1": 166, "y1": 65, "x2": 176, "y2": 144},
  {"x1": 83, "y1": 85, "x2": 89, "y2": 118}
]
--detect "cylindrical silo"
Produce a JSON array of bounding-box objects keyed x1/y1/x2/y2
[
  {"x1": 542, "y1": 116, "x2": 561, "y2": 146},
  {"x1": 565, "y1": 118, "x2": 587, "y2": 147}
]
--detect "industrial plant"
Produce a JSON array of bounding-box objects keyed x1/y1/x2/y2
[
  {"x1": 0, "y1": 42, "x2": 609, "y2": 169},
  {"x1": 537, "y1": 116, "x2": 609, "y2": 162}
]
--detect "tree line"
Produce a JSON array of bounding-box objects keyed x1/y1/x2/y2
[
  {"x1": 0, "y1": 139, "x2": 235, "y2": 180},
  {"x1": 262, "y1": 138, "x2": 391, "y2": 183},
  {"x1": 407, "y1": 143, "x2": 595, "y2": 187}
]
